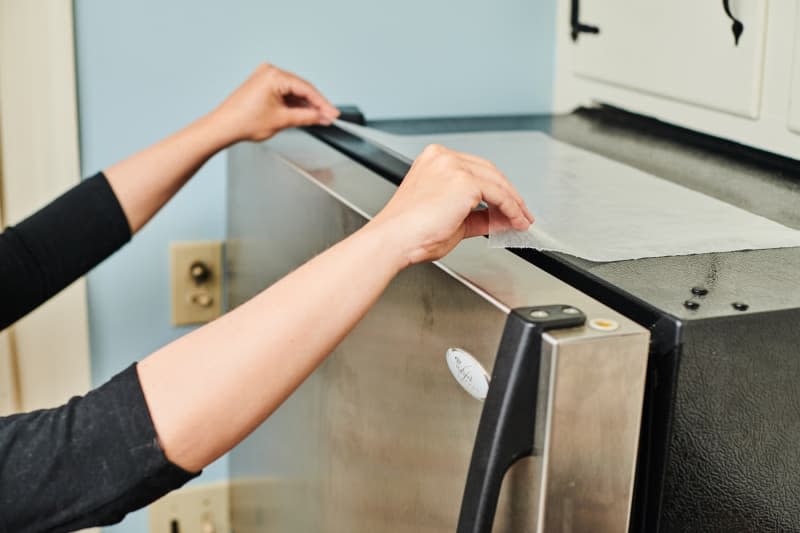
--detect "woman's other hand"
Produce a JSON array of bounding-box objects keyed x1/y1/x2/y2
[
  {"x1": 213, "y1": 63, "x2": 340, "y2": 143},
  {"x1": 370, "y1": 144, "x2": 535, "y2": 268}
]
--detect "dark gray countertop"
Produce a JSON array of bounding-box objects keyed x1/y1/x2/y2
[{"x1": 371, "y1": 110, "x2": 800, "y2": 321}]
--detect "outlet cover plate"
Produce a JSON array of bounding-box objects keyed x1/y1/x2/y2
[
  {"x1": 170, "y1": 240, "x2": 223, "y2": 326},
  {"x1": 149, "y1": 481, "x2": 230, "y2": 533}
]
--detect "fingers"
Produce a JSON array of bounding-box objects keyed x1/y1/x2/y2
[
  {"x1": 280, "y1": 71, "x2": 339, "y2": 123},
  {"x1": 378, "y1": 143, "x2": 534, "y2": 265},
  {"x1": 461, "y1": 209, "x2": 518, "y2": 238},
  {"x1": 470, "y1": 174, "x2": 531, "y2": 230},
  {"x1": 465, "y1": 160, "x2": 534, "y2": 224},
  {"x1": 462, "y1": 210, "x2": 490, "y2": 238},
  {"x1": 419, "y1": 144, "x2": 533, "y2": 226},
  {"x1": 280, "y1": 106, "x2": 331, "y2": 128}
]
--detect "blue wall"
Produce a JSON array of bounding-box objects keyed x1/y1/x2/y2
[{"x1": 73, "y1": 0, "x2": 555, "y2": 531}]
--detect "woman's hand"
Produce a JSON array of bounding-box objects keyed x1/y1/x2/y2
[
  {"x1": 212, "y1": 63, "x2": 340, "y2": 143},
  {"x1": 105, "y1": 63, "x2": 337, "y2": 233},
  {"x1": 370, "y1": 144, "x2": 534, "y2": 268}
]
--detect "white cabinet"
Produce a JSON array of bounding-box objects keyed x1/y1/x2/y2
[
  {"x1": 788, "y1": 7, "x2": 800, "y2": 133},
  {"x1": 571, "y1": 0, "x2": 767, "y2": 118}
]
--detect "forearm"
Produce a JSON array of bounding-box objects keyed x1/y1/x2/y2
[
  {"x1": 102, "y1": 64, "x2": 338, "y2": 235},
  {"x1": 137, "y1": 221, "x2": 407, "y2": 471},
  {"x1": 103, "y1": 111, "x2": 237, "y2": 233}
]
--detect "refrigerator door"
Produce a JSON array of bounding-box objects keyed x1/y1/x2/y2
[{"x1": 226, "y1": 131, "x2": 650, "y2": 533}]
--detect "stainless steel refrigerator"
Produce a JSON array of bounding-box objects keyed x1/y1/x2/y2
[
  {"x1": 227, "y1": 106, "x2": 800, "y2": 532},
  {"x1": 224, "y1": 125, "x2": 650, "y2": 533}
]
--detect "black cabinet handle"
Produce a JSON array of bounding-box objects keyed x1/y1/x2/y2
[
  {"x1": 722, "y1": 0, "x2": 744, "y2": 46},
  {"x1": 570, "y1": 0, "x2": 600, "y2": 42},
  {"x1": 456, "y1": 305, "x2": 586, "y2": 533}
]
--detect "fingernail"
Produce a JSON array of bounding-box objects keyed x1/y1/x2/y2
[{"x1": 524, "y1": 206, "x2": 534, "y2": 222}]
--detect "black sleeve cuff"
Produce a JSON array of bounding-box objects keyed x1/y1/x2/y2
[{"x1": 0, "y1": 364, "x2": 199, "y2": 533}]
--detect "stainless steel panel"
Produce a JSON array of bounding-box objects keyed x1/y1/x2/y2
[
  {"x1": 226, "y1": 131, "x2": 649, "y2": 532},
  {"x1": 539, "y1": 332, "x2": 649, "y2": 532}
]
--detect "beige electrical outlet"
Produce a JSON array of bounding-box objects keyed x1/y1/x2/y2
[
  {"x1": 149, "y1": 482, "x2": 230, "y2": 533},
  {"x1": 170, "y1": 241, "x2": 223, "y2": 326}
]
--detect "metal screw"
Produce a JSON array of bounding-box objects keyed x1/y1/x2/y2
[
  {"x1": 562, "y1": 307, "x2": 580, "y2": 315},
  {"x1": 530, "y1": 310, "x2": 550, "y2": 318},
  {"x1": 732, "y1": 302, "x2": 749, "y2": 311},
  {"x1": 684, "y1": 300, "x2": 700, "y2": 310},
  {"x1": 691, "y1": 286, "x2": 708, "y2": 296}
]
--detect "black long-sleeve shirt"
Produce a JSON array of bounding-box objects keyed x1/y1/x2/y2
[{"x1": 0, "y1": 174, "x2": 197, "y2": 532}]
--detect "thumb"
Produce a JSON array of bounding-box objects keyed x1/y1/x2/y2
[
  {"x1": 462, "y1": 210, "x2": 490, "y2": 238},
  {"x1": 280, "y1": 106, "x2": 328, "y2": 128}
]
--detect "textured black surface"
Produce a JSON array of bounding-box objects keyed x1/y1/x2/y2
[
  {"x1": 373, "y1": 109, "x2": 800, "y2": 321},
  {"x1": 323, "y1": 109, "x2": 800, "y2": 532},
  {"x1": 662, "y1": 311, "x2": 800, "y2": 532}
]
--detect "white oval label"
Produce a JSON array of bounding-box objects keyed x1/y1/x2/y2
[{"x1": 446, "y1": 348, "x2": 490, "y2": 401}]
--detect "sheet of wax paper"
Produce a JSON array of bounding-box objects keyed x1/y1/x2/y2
[{"x1": 334, "y1": 120, "x2": 800, "y2": 262}]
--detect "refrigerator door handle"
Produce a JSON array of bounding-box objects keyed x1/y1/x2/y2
[{"x1": 456, "y1": 305, "x2": 586, "y2": 533}]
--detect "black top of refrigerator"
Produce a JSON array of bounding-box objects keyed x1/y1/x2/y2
[{"x1": 307, "y1": 107, "x2": 800, "y2": 532}]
